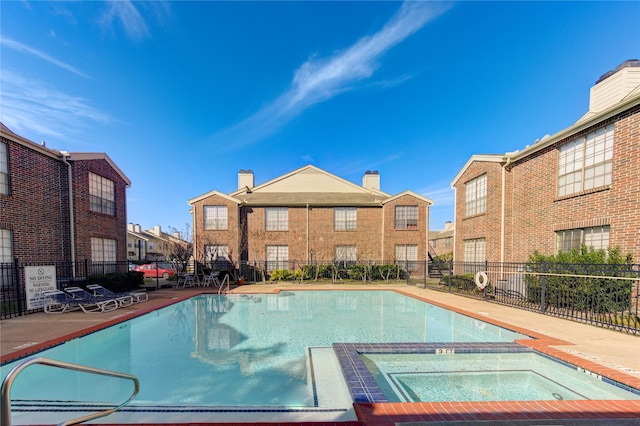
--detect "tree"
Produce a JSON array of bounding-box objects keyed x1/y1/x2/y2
[{"x1": 167, "y1": 224, "x2": 193, "y2": 274}]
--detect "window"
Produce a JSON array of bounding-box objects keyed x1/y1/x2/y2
[
  {"x1": 0, "y1": 142, "x2": 8, "y2": 195},
  {"x1": 0, "y1": 229, "x2": 11, "y2": 263},
  {"x1": 89, "y1": 173, "x2": 115, "y2": 215},
  {"x1": 334, "y1": 207, "x2": 357, "y2": 231},
  {"x1": 445, "y1": 237, "x2": 452, "y2": 248},
  {"x1": 556, "y1": 226, "x2": 610, "y2": 253},
  {"x1": 335, "y1": 246, "x2": 356, "y2": 265},
  {"x1": 395, "y1": 206, "x2": 418, "y2": 229},
  {"x1": 266, "y1": 245, "x2": 288, "y2": 271},
  {"x1": 91, "y1": 238, "x2": 117, "y2": 262},
  {"x1": 204, "y1": 206, "x2": 228, "y2": 230},
  {"x1": 395, "y1": 245, "x2": 417, "y2": 271},
  {"x1": 558, "y1": 124, "x2": 614, "y2": 197},
  {"x1": 266, "y1": 207, "x2": 288, "y2": 231},
  {"x1": 0, "y1": 229, "x2": 12, "y2": 288},
  {"x1": 205, "y1": 244, "x2": 229, "y2": 270},
  {"x1": 465, "y1": 174, "x2": 487, "y2": 217},
  {"x1": 463, "y1": 238, "x2": 485, "y2": 263}
]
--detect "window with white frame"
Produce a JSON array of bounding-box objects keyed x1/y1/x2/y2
[
  {"x1": 204, "y1": 206, "x2": 228, "y2": 230},
  {"x1": 395, "y1": 206, "x2": 418, "y2": 229},
  {"x1": 0, "y1": 142, "x2": 8, "y2": 195},
  {"x1": 395, "y1": 244, "x2": 417, "y2": 271},
  {"x1": 334, "y1": 207, "x2": 357, "y2": 231},
  {"x1": 89, "y1": 172, "x2": 115, "y2": 215},
  {"x1": 91, "y1": 237, "x2": 117, "y2": 262},
  {"x1": 266, "y1": 245, "x2": 288, "y2": 271},
  {"x1": 463, "y1": 238, "x2": 485, "y2": 263},
  {"x1": 465, "y1": 174, "x2": 487, "y2": 217},
  {"x1": 335, "y1": 245, "x2": 357, "y2": 265},
  {"x1": 558, "y1": 124, "x2": 614, "y2": 197},
  {"x1": 205, "y1": 244, "x2": 229, "y2": 261},
  {"x1": 0, "y1": 229, "x2": 11, "y2": 263},
  {"x1": 266, "y1": 207, "x2": 288, "y2": 231},
  {"x1": 556, "y1": 226, "x2": 610, "y2": 253},
  {"x1": 0, "y1": 229, "x2": 12, "y2": 288}
]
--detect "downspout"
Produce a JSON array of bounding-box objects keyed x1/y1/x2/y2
[
  {"x1": 500, "y1": 157, "x2": 511, "y2": 265},
  {"x1": 381, "y1": 203, "x2": 385, "y2": 260},
  {"x1": 306, "y1": 203, "x2": 310, "y2": 263},
  {"x1": 500, "y1": 157, "x2": 511, "y2": 281},
  {"x1": 60, "y1": 152, "x2": 76, "y2": 277},
  {"x1": 425, "y1": 203, "x2": 430, "y2": 277}
]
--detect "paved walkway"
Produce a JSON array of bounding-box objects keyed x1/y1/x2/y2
[{"x1": 1, "y1": 282, "x2": 639, "y2": 425}]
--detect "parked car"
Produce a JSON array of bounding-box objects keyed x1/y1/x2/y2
[{"x1": 134, "y1": 263, "x2": 175, "y2": 279}]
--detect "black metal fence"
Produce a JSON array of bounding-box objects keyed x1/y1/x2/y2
[
  {"x1": 236, "y1": 259, "x2": 428, "y2": 285},
  {"x1": 0, "y1": 259, "x2": 143, "y2": 319},
  {"x1": 3, "y1": 257, "x2": 639, "y2": 335},
  {"x1": 431, "y1": 260, "x2": 640, "y2": 335}
]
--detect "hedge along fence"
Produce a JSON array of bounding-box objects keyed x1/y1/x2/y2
[
  {"x1": 524, "y1": 246, "x2": 638, "y2": 317},
  {"x1": 270, "y1": 263, "x2": 410, "y2": 283}
]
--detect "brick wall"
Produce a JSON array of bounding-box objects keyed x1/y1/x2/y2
[
  {"x1": 453, "y1": 161, "x2": 504, "y2": 262},
  {"x1": 454, "y1": 105, "x2": 640, "y2": 263},
  {"x1": 1, "y1": 139, "x2": 129, "y2": 264},
  {"x1": 71, "y1": 159, "x2": 129, "y2": 261},
  {"x1": 1, "y1": 137, "x2": 70, "y2": 263},
  {"x1": 192, "y1": 195, "x2": 431, "y2": 265}
]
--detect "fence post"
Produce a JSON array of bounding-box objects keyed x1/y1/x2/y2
[
  {"x1": 448, "y1": 260, "x2": 452, "y2": 293},
  {"x1": 423, "y1": 259, "x2": 427, "y2": 288},
  {"x1": 14, "y1": 257, "x2": 23, "y2": 316},
  {"x1": 540, "y1": 261, "x2": 547, "y2": 313}
]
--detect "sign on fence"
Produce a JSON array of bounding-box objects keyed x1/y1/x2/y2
[{"x1": 25, "y1": 265, "x2": 57, "y2": 310}]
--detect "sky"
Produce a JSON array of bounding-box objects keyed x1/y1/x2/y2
[{"x1": 2, "y1": 1, "x2": 639, "y2": 236}]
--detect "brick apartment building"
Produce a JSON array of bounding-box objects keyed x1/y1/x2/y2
[
  {"x1": 451, "y1": 60, "x2": 640, "y2": 263},
  {"x1": 188, "y1": 165, "x2": 433, "y2": 271},
  {"x1": 0, "y1": 123, "x2": 131, "y2": 269}
]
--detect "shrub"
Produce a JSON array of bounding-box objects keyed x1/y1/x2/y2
[
  {"x1": 89, "y1": 271, "x2": 144, "y2": 292},
  {"x1": 525, "y1": 246, "x2": 636, "y2": 313}
]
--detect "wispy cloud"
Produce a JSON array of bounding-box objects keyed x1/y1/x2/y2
[
  {"x1": 211, "y1": 1, "x2": 451, "y2": 149},
  {"x1": 0, "y1": 37, "x2": 90, "y2": 79},
  {"x1": 100, "y1": 1, "x2": 170, "y2": 41},
  {"x1": 0, "y1": 70, "x2": 112, "y2": 141}
]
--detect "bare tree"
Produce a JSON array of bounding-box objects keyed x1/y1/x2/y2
[{"x1": 167, "y1": 224, "x2": 193, "y2": 274}]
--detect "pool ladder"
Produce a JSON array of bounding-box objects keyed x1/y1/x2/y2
[{"x1": 1, "y1": 357, "x2": 140, "y2": 426}]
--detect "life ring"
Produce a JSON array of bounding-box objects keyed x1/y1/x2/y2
[{"x1": 475, "y1": 271, "x2": 489, "y2": 290}]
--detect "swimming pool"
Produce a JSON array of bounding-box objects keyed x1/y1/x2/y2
[
  {"x1": 7, "y1": 290, "x2": 635, "y2": 424},
  {"x1": 2, "y1": 291, "x2": 526, "y2": 405}
]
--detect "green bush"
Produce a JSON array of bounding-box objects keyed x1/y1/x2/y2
[
  {"x1": 268, "y1": 269, "x2": 301, "y2": 281},
  {"x1": 525, "y1": 246, "x2": 636, "y2": 313}
]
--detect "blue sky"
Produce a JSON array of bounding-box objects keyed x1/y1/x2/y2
[{"x1": 2, "y1": 1, "x2": 639, "y2": 235}]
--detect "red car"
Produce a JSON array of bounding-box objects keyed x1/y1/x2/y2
[{"x1": 134, "y1": 263, "x2": 175, "y2": 279}]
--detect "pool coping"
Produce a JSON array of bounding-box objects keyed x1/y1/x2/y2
[{"x1": 2, "y1": 287, "x2": 640, "y2": 425}]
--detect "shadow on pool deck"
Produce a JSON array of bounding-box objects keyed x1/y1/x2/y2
[{"x1": 1, "y1": 282, "x2": 639, "y2": 425}]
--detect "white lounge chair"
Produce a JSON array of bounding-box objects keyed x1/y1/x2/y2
[
  {"x1": 64, "y1": 286, "x2": 119, "y2": 313},
  {"x1": 43, "y1": 290, "x2": 83, "y2": 314},
  {"x1": 87, "y1": 284, "x2": 147, "y2": 304}
]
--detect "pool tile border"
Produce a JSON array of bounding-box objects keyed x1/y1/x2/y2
[{"x1": 333, "y1": 342, "x2": 534, "y2": 403}]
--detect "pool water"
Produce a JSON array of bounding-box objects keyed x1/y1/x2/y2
[
  {"x1": 361, "y1": 352, "x2": 640, "y2": 402},
  {"x1": 1, "y1": 291, "x2": 527, "y2": 408}
]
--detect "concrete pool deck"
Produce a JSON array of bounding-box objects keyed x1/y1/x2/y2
[{"x1": 1, "y1": 282, "x2": 639, "y2": 425}]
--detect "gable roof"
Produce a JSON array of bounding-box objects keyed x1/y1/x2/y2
[
  {"x1": 450, "y1": 154, "x2": 505, "y2": 187},
  {"x1": 1, "y1": 123, "x2": 131, "y2": 187},
  {"x1": 382, "y1": 190, "x2": 434, "y2": 205},
  {"x1": 232, "y1": 164, "x2": 389, "y2": 197},
  {"x1": 188, "y1": 189, "x2": 241, "y2": 205}
]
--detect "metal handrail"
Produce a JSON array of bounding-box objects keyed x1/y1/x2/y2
[
  {"x1": 218, "y1": 274, "x2": 230, "y2": 294},
  {"x1": 1, "y1": 357, "x2": 140, "y2": 426}
]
